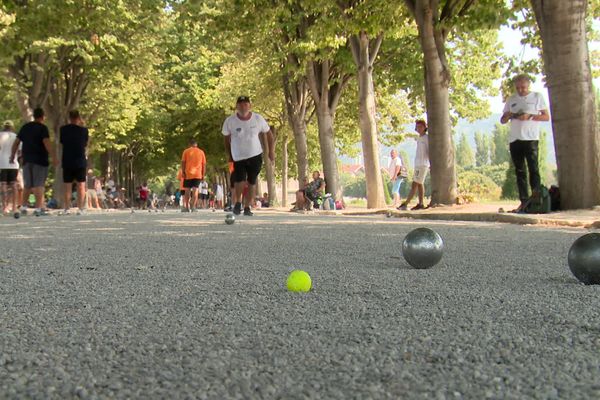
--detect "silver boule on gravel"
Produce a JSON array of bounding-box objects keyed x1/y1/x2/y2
[
  {"x1": 568, "y1": 233, "x2": 600, "y2": 285},
  {"x1": 225, "y1": 213, "x2": 235, "y2": 225},
  {"x1": 402, "y1": 227, "x2": 444, "y2": 269}
]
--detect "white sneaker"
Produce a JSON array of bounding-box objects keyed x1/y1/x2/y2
[{"x1": 76, "y1": 209, "x2": 84, "y2": 216}]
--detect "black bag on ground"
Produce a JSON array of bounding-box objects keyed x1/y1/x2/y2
[
  {"x1": 549, "y1": 185, "x2": 560, "y2": 211},
  {"x1": 523, "y1": 185, "x2": 552, "y2": 214}
]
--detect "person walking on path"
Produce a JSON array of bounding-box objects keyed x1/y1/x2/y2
[
  {"x1": 0, "y1": 120, "x2": 20, "y2": 217},
  {"x1": 387, "y1": 149, "x2": 406, "y2": 208},
  {"x1": 10, "y1": 107, "x2": 55, "y2": 216},
  {"x1": 222, "y1": 96, "x2": 274, "y2": 216},
  {"x1": 398, "y1": 120, "x2": 429, "y2": 211},
  {"x1": 181, "y1": 138, "x2": 206, "y2": 212},
  {"x1": 59, "y1": 110, "x2": 89, "y2": 215}
]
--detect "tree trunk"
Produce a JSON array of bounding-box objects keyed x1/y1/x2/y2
[
  {"x1": 288, "y1": 112, "x2": 309, "y2": 186},
  {"x1": 315, "y1": 109, "x2": 339, "y2": 199},
  {"x1": 282, "y1": 130, "x2": 288, "y2": 207},
  {"x1": 414, "y1": 0, "x2": 457, "y2": 205},
  {"x1": 46, "y1": 116, "x2": 65, "y2": 208},
  {"x1": 14, "y1": 90, "x2": 33, "y2": 122},
  {"x1": 283, "y1": 74, "x2": 309, "y2": 186},
  {"x1": 263, "y1": 128, "x2": 278, "y2": 207},
  {"x1": 305, "y1": 60, "x2": 350, "y2": 201},
  {"x1": 531, "y1": 0, "x2": 600, "y2": 209},
  {"x1": 350, "y1": 32, "x2": 385, "y2": 209}
]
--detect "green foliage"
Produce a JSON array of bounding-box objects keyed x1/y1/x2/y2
[
  {"x1": 456, "y1": 133, "x2": 475, "y2": 168},
  {"x1": 474, "y1": 132, "x2": 491, "y2": 166},
  {"x1": 501, "y1": 163, "x2": 519, "y2": 199},
  {"x1": 382, "y1": 173, "x2": 393, "y2": 206},
  {"x1": 491, "y1": 123, "x2": 510, "y2": 165},
  {"x1": 465, "y1": 163, "x2": 509, "y2": 188},
  {"x1": 458, "y1": 170, "x2": 501, "y2": 201}
]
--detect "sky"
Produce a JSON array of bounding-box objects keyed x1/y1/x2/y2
[
  {"x1": 490, "y1": 25, "x2": 546, "y2": 113},
  {"x1": 491, "y1": 20, "x2": 600, "y2": 113}
]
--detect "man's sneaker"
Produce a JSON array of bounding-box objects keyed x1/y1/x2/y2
[
  {"x1": 59, "y1": 209, "x2": 71, "y2": 216},
  {"x1": 76, "y1": 209, "x2": 84, "y2": 216},
  {"x1": 397, "y1": 203, "x2": 408, "y2": 211},
  {"x1": 411, "y1": 203, "x2": 425, "y2": 211},
  {"x1": 243, "y1": 207, "x2": 254, "y2": 216},
  {"x1": 34, "y1": 209, "x2": 49, "y2": 217},
  {"x1": 19, "y1": 206, "x2": 28, "y2": 216},
  {"x1": 224, "y1": 206, "x2": 233, "y2": 212},
  {"x1": 181, "y1": 207, "x2": 190, "y2": 213},
  {"x1": 233, "y1": 202, "x2": 242, "y2": 215}
]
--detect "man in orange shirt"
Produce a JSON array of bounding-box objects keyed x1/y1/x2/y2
[{"x1": 181, "y1": 138, "x2": 206, "y2": 212}]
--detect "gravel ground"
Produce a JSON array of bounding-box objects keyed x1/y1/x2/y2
[{"x1": 0, "y1": 210, "x2": 598, "y2": 400}]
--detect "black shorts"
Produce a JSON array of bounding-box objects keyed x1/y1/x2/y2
[
  {"x1": 183, "y1": 179, "x2": 201, "y2": 189},
  {"x1": 0, "y1": 169, "x2": 18, "y2": 183},
  {"x1": 63, "y1": 167, "x2": 86, "y2": 183},
  {"x1": 200, "y1": 193, "x2": 209, "y2": 200},
  {"x1": 232, "y1": 154, "x2": 262, "y2": 185}
]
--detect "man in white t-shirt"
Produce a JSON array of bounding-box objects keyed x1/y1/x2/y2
[
  {"x1": 387, "y1": 149, "x2": 405, "y2": 207},
  {"x1": 0, "y1": 120, "x2": 21, "y2": 217},
  {"x1": 398, "y1": 120, "x2": 429, "y2": 211},
  {"x1": 222, "y1": 96, "x2": 275, "y2": 216},
  {"x1": 500, "y1": 74, "x2": 550, "y2": 212}
]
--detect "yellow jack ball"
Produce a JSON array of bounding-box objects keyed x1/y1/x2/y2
[{"x1": 287, "y1": 270, "x2": 312, "y2": 292}]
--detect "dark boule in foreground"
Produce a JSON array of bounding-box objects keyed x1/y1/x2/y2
[
  {"x1": 568, "y1": 233, "x2": 600, "y2": 285},
  {"x1": 402, "y1": 227, "x2": 444, "y2": 269}
]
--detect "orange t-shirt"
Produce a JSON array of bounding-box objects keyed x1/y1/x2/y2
[
  {"x1": 228, "y1": 161, "x2": 234, "y2": 173},
  {"x1": 177, "y1": 169, "x2": 184, "y2": 190},
  {"x1": 181, "y1": 146, "x2": 206, "y2": 179}
]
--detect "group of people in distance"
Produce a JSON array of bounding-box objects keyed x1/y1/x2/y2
[
  {"x1": 0, "y1": 75, "x2": 547, "y2": 216},
  {"x1": 385, "y1": 74, "x2": 548, "y2": 212},
  {"x1": 0, "y1": 108, "x2": 89, "y2": 217}
]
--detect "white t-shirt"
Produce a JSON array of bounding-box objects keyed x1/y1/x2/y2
[
  {"x1": 200, "y1": 181, "x2": 208, "y2": 195},
  {"x1": 415, "y1": 134, "x2": 429, "y2": 167},
  {"x1": 388, "y1": 156, "x2": 402, "y2": 178},
  {"x1": 0, "y1": 131, "x2": 20, "y2": 169},
  {"x1": 503, "y1": 92, "x2": 548, "y2": 143},
  {"x1": 222, "y1": 113, "x2": 270, "y2": 161},
  {"x1": 215, "y1": 184, "x2": 224, "y2": 200}
]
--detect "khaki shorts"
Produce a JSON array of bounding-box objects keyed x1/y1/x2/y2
[{"x1": 413, "y1": 166, "x2": 429, "y2": 185}]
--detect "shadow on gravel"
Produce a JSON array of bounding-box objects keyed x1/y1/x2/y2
[{"x1": 542, "y1": 275, "x2": 581, "y2": 285}]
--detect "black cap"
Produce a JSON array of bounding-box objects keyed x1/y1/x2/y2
[{"x1": 236, "y1": 96, "x2": 251, "y2": 104}]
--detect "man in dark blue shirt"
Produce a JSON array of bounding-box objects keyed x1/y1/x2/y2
[
  {"x1": 10, "y1": 107, "x2": 55, "y2": 216},
  {"x1": 59, "y1": 110, "x2": 89, "y2": 215}
]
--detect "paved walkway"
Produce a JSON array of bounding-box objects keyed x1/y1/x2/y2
[{"x1": 0, "y1": 211, "x2": 598, "y2": 398}]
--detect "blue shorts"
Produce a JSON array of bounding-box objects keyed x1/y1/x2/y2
[{"x1": 392, "y1": 178, "x2": 403, "y2": 195}]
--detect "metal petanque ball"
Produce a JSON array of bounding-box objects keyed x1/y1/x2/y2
[
  {"x1": 402, "y1": 227, "x2": 444, "y2": 269},
  {"x1": 225, "y1": 213, "x2": 235, "y2": 225},
  {"x1": 568, "y1": 233, "x2": 600, "y2": 285}
]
